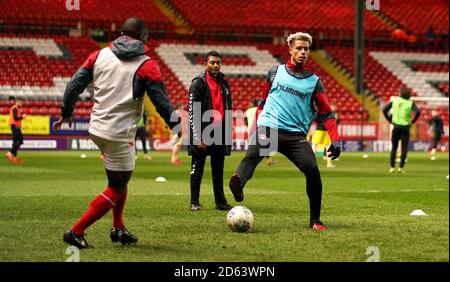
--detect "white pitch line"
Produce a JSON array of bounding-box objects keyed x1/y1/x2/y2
[
  {"x1": 325, "y1": 188, "x2": 447, "y2": 194},
  {"x1": 0, "y1": 188, "x2": 447, "y2": 197}
]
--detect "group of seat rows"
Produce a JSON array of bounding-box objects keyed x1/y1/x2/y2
[
  {"x1": 1, "y1": 0, "x2": 447, "y2": 40},
  {"x1": 325, "y1": 46, "x2": 449, "y2": 103},
  {"x1": 0, "y1": 0, "x2": 171, "y2": 29},
  {"x1": 171, "y1": 0, "x2": 392, "y2": 35},
  {"x1": 170, "y1": 0, "x2": 447, "y2": 39}
]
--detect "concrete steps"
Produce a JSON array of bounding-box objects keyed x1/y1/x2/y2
[
  {"x1": 310, "y1": 50, "x2": 380, "y2": 122},
  {"x1": 152, "y1": 0, "x2": 194, "y2": 35}
]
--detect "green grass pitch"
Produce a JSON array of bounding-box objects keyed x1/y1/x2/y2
[{"x1": 0, "y1": 150, "x2": 448, "y2": 262}]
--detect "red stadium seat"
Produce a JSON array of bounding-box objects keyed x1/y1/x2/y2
[
  {"x1": 170, "y1": 0, "x2": 391, "y2": 39},
  {"x1": 0, "y1": 0, "x2": 171, "y2": 33}
]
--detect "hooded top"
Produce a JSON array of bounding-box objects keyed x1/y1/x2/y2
[{"x1": 111, "y1": 35, "x2": 146, "y2": 60}]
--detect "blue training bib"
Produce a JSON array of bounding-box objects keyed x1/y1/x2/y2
[{"x1": 257, "y1": 65, "x2": 318, "y2": 134}]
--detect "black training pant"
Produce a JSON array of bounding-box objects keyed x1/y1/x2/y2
[
  {"x1": 236, "y1": 126, "x2": 323, "y2": 222},
  {"x1": 10, "y1": 125, "x2": 24, "y2": 157},
  {"x1": 390, "y1": 124, "x2": 410, "y2": 168},
  {"x1": 431, "y1": 131, "x2": 442, "y2": 150},
  {"x1": 135, "y1": 127, "x2": 147, "y2": 154},
  {"x1": 190, "y1": 146, "x2": 227, "y2": 205}
]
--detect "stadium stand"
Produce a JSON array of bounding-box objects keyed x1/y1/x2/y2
[
  {"x1": 0, "y1": 0, "x2": 447, "y2": 137},
  {"x1": 325, "y1": 46, "x2": 449, "y2": 103},
  {"x1": 0, "y1": 34, "x2": 98, "y2": 117},
  {"x1": 378, "y1": 0, "x2": 448, "y2": 34},
  {"x1": 0, "y1": 0, "x2": 171, "y2": 31},
  {"x1": 169, "y1": 0, "x2": 390, "y2": 38}
]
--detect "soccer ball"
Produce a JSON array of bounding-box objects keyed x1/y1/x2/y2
[{"x1": 226, "y1": 206, "x2": 254, "y2": 232}]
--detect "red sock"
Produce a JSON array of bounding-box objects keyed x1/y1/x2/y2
[
  {"x1": 71, "y1": 187, "x2": 122, "y2": 236},
  {"x1": 112, "y1": 188, "x2": 128, "y2": 229}
]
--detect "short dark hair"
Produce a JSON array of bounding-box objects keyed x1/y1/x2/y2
[
  {"x1": 122, "y1": 17, "x2": 148, "y2": 40},
  {"x1": 400, "y1": 87, "x2": 412, "y2": 99},
  {"x1": 9, "y1": 96, "x2": 23, "y2": 101},
  {"x1": 204, "y1": 50, "x2": 222, "y2": 62}
]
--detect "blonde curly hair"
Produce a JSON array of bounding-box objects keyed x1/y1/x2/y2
[{"x1": 286, "y1": 32, "x2": 313, "y2": 47}]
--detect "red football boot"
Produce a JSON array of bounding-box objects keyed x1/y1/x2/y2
[{"x1": 310, "y1": 221, "x2": 327, "y2": 230}]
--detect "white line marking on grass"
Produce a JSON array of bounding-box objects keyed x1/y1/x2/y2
[
  {"x1": 0, "y1": 188, "x2": 446, "y2": 197},
  {"x1": 326, "y1": 188, "x2": 447, "y2": 194}
]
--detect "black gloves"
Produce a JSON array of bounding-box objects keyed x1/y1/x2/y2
[{"x1": 327, "y1": 140, "x2": 341, "y2": 160}]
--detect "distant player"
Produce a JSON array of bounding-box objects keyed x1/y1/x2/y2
[
  {"x1": 6, "y1": 97, "x2": 26, "y2": 164},
  {"x1": 311, "y1": 102, "x2": 339, "y2": 168},
  {"x1": 382, "y1": 87, "x2": 420, "y2": 173},
  {"x1": 428, "y1": 110, "x2": 444, "y2": 160},
  {"x1": 229, "y1": 32, "x2": 341, "y2": 230},
  {"x1": 171, "y1": 102, "x2": 186, "y2": 165},
  {"x1": 245, "y1": 98, "x2": 277, "y2": 166},
  {"x1": 135, "y1": 113, "x2": 151, "y2": 160},
  {"x1": 53, "y1": 18, "x2": 180, "y2": 248}
]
